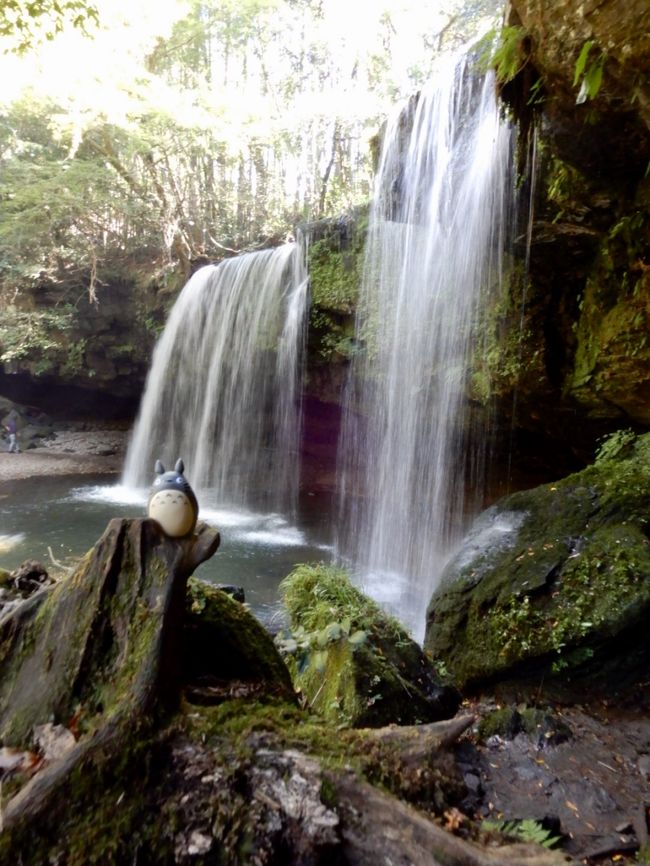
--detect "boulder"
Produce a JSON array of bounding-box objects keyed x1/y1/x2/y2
[
  {"x1": 183, "y1": 576, "x2": 294, "y2": 703},
  {"x1": 278, "y1": 563, "x2": 460, "y2": 727},
  {"x1": 0, "y1": 401, "x2": 54, "y2": 449},
  {"x1": 425, "y1": 431, "x2": 650, "y2": 693}
]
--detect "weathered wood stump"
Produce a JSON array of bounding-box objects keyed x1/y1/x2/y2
[
  {"x1": 0, "y1": 518, "x2": 220, "y2": 844},
  {"x1": 0, "y1": 518, "x2": 221, "y2": 746}
]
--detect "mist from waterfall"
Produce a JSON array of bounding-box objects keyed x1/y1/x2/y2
[
  {"x1": 337, "y1": 54, "x2": 514, "y2": 639},
  {"x1": 123, "y1": 242, "x2": 308, "y2": 514}
]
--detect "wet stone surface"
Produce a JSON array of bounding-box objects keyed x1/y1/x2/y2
[{"x1": 457, "y1": 695, "x2": 650, "y2": 863}]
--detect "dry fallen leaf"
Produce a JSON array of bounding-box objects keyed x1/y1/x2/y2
[
  {"x1": 0, "y1": 747, "x2": 42, "y2": 776},
  {"x1": 443, "y1": 807, "x2": 465, "y2": 832}
]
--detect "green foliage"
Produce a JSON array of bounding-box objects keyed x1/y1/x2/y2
[
  {"x1": 0, "y1": 98, "x2": 166, "y2": 294},
  {"x1": 637, "y1": 843, "x2": 650, "y2": 865},
  {"x1": 308, "y1": 237, "x2": 362, "y2": 313},
  {"x1": 545, "y1": 158, "x2": 587, "y2": 212},
  {"x1": 482, "y1": 818, "x2": 561, "y2": 848},
  {"x1": 0, "y1": 0, "x2": 503, "y2": 297},
  {"x1": 279, "y1": 562, "x2": 405, "y2": 641},
  {"x1": 526, "y1": 76, "x2": 545, "y2": 107},
  {"x1": 309, "y1": 309, "x2": 358, "y2": 360},
  {"x1": 477, "y1": 25, "x2": 528, "y2": 84},
  {"x1": 573, "y1": 40, "x2": 606, "y2": 104},
  {"x1": 0, "y1": 0, "x2": 98, "y2": 53},
  {"x1": 608, "y1": 211, "x2": 646, "y2": 246},
  {"x1": 595, "y1": 428, "x2": 636, "y2": 462},
  {"x1": 307, "y1": 220, "x2": 366, "y2": 360},
  {"x1": 0, "y1": 306, "x2": 75, "y2": 364},
  {"x1": 275, "y1": 618, "x2": 368, "y2": 675}
]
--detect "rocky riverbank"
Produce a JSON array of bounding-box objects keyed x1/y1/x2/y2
[{"x1": 0, "y1": 427, "x2": 127, "y2": 484}]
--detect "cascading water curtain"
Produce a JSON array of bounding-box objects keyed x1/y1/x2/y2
[
  {"x1": 123, "y1": 241, "x2": 308, "y2": 514},
  {"x1": 337, "y1": 53, "x2": 514, "y2": 639}
]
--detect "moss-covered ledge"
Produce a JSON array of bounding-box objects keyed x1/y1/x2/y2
[{"x1": 303, "y1": 210, "x2": 367, "y2": 365}]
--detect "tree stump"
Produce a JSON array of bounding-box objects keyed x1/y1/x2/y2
[
  {"x1": 0, "y1": 518, "x2": 220, "y2": 746},
  {"x1": 0, "y1": 518, "x2": 220, "y2": 839}
]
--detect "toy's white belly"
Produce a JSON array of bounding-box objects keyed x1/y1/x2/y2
[{"x1": 148, "y1": 491, "x2": 195, "y2": 537}]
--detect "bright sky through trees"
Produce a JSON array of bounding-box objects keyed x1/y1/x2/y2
[
  {"x1": 1, "y1": 0, "x2": 498, "y2": 118},
  {"x1": 0, "y1": 0, "x2": 501, "y2": 295}
]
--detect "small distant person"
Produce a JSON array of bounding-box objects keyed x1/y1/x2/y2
[{"x1": 5, "y1": 414, "x2": 20, "y2": 453}]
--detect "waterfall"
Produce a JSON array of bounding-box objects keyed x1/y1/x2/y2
[
  {"x1": 123, "y1": 242, "x2": 308, "y2": 513},
  {"x1": 337, "y1": 54, "x2": 513, "y2": 639}
]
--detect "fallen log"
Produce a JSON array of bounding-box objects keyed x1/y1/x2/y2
[{"x1": 332, "y1": 770, "x2": 568, "y2": 866}]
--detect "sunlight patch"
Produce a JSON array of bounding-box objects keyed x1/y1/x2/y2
[{"x1": 0, "y1": 533, "x2": 26, "y2": 554}]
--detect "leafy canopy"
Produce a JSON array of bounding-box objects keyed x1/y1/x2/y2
[
  {"x1": 0, "y1": 0, "x2": 99, "y2": 54},
  {"x1": 0, "y1": 0, "x2": 503, "y2": 297}
]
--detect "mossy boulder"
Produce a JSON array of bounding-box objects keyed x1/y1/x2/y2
[
  {"x1": 424, "y1": 431, "x2": 650, "y2": 692},
  {"x1": 278, "y1": 564, "x2": 459, "y2": 727},
  {"x1": 183, "y1": 577, "x2": 294, "y2": 700},
  {"x1": 477, "y1": 706, "x2": 572, "y2": 747}
]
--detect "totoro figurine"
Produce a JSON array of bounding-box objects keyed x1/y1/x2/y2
[{"x1": 147, "y1": 459, "x2": 199, "y2": 538}]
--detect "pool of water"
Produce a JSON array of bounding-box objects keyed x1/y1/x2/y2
[{"x1": 0, "y1": 474, "x2": 334, "y2": 628}]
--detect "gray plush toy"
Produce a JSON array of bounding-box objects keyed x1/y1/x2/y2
[{"x1": 147, "y1": 459, "x2": 199, "y2": 538}]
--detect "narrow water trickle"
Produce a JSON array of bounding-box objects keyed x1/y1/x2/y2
[
  {"x1": 122, "y1": 242, "x2": 308, "y2": 514},
  {"x1": 337, "y1": 53, "x2": 514, "y2": 639}
]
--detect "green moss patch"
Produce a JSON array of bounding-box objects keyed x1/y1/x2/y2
[
  {"x1": 306, "y1": 213, "x2": 367, "y2": 362},
  {"x1": 184, "y1": 577, "x2": 294, "y2": 696},
  {"x1": 277, "y1": 563, "x2": 459, "y2": 727}
]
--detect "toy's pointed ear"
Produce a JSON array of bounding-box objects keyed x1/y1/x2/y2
[
  {"x1": 155, "y1": 460, "x2": 165, "y2": 475},
  {"x1": 175, "y1": 458, "x2": 184, "y2": 474}
]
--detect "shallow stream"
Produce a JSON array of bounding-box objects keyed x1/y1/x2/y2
[{"x1": 0, "y1": 474, "x2": 334, "y2": 628}]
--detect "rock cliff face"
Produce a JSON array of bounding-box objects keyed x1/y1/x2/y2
[
  {"x1": 302, "y1": 1, "x2": 650, "y2": 472},
  {"x1": 475, "y1": 0, "x2": 650, "y2": 461},
  {"x1": 0, "y1": 268, "x2": 178, "y2": 418},
  {"x1": 509, "y1": 0, "x2": 650, "y2": 141}
]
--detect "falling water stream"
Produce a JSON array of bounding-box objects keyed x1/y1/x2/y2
[
  {"x1": 123, "y1": 242, "x2": 308, "y2": 514},
  {"x1": 2, "y1": 56, "x2": 515, "y2": 639},
  {"x1": 337, "y1": 54, "x2": 513, "y2": 639},
  {"x1": 0, "y1": 49, "x2": 520, "y2": 642}
]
